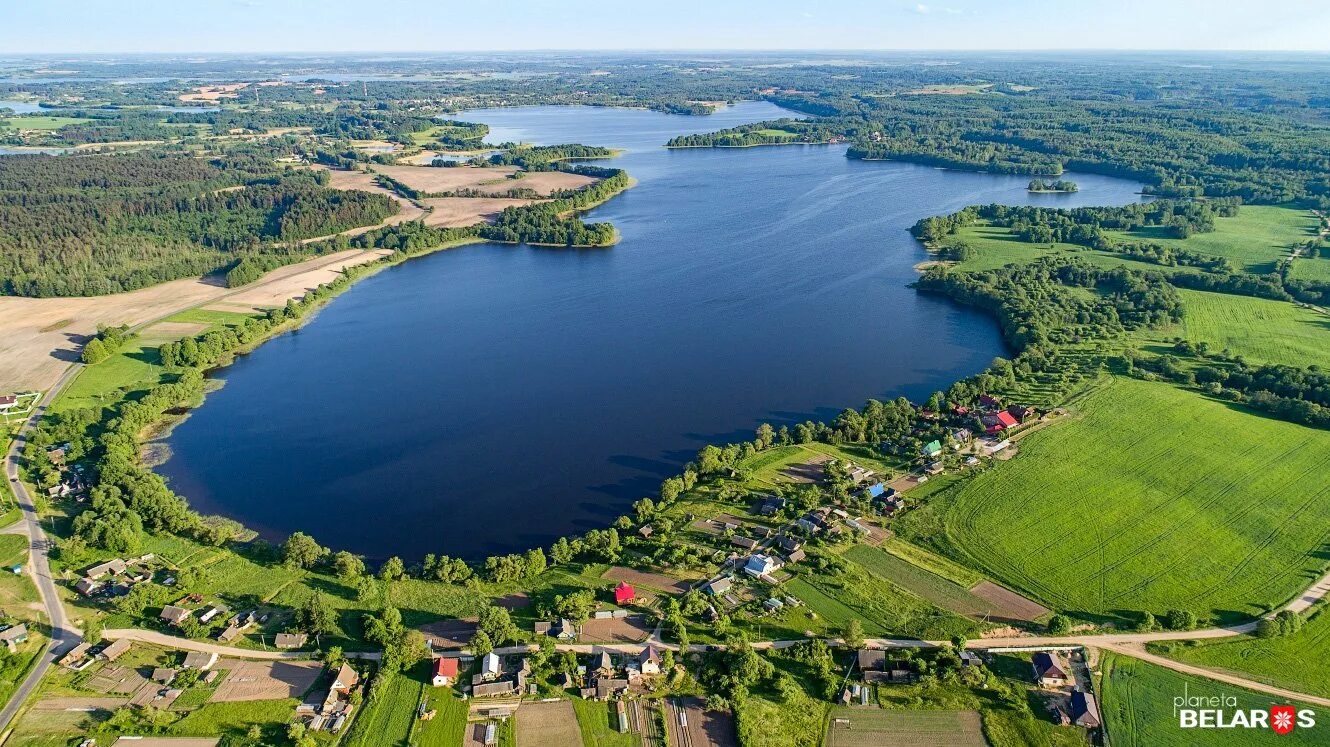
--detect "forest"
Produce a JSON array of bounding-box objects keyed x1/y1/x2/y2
[{"x1": 0, "y1": 152, "x2": 396, "y2": 296}]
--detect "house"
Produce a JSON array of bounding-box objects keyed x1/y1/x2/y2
[
  {"x1": 857, "y1": 649, "x2": 887, "y2": 673},
  {"x1": 951, "y1": 428, "x2": 973, "y2": 444},
  {"x1": 275, "y1": 633, "x2": 308, "y2": 649},
  {"x1": 638, "y1": 645, "x2": 661, "y2": 675},
  {"x1": 75, "y1": 577, "x2": 101, "y2": 596},
  {"x1": 60, "y1": 642, "x2": 92, "y2": 668},
  {"x1": 1008, "y1": 405, "x2": 1037, "y2": 423},
  {"x1": 785, "y1": 548, "x2": 806, "y2": 564},
  {"x1": 637, "y1": 525, "x2": 654, "y2": 539},
  {"x1": 432, "y1": 656, "x2": 459, "y2": 686},
  {"x1": 981, "y1": 410, "x2": 1019, "y2": 434},
  {"x1": 86, "y1": 559, "x2": 127, "y2": 579},
  {"x1": 921, "y1": 440, "x2": 943, "y2": 458},
  {"x1": 844, "y1": 518, "x2": 871, "y2": 534},
  {"x1": 160, "y1": 605, "x2": 192, "y2": 626},
  {"x1": 481, "y1": 652, "x2": 502, "y2": 680},
  {"x1": 1031, "y1": 652, "x2": 1071, "y2": 688},
  {"x1": 925, "y1": 461, "x2": 944, "y2": 475},
  {"x1": 743, "y1": 554, "x2": 781, "y2": 578},
  {"x1": 863, "y1": 483, "x2": 886, "y2": 500},
  {"x1": 0, "y1": 624, "x2": 28, "y2": 651},
  {"x1": 330, "y1": 663, "x2": 360, "y2": 695},
  {"x1": 979, "y1": 394, "x2": 1001, "y2": 410},
  {"x1": 592, "y1": 648, "x2": 614, "y2": 676},
  {"x1": 99, "y1": 638, "x2": 131, "y2": 662},
  {"x1": 218, "y1": 625, "x2": 245, "y2": 643},
  {"x1": 704, "y1": 577, "x2": 733, "y2": 596},
  {"x1": 777, "y1": 536, "x2": 802, "y2": 554},
  {"x1": 757, "y1": 496, "x2": 786, "y2": 515},
  {"x1": 982, "y1": 438, "x2": 1011, "y2": 455},
  {"x1": 959, "y1": 650, "x2": 982, "y2": 668},
  {"x1": 847, "y1": 466, "x2": 876, "y2": 485},
  {"x1": 152, "y1": 667, "x2": 177, "y2": 683},
  {"x1": 731, "y1": 535, "x2": 759, "y2": 550},
  {"x1": 0, "y1": 395, "x2": 16, "y2": 411},
  {"x1": 183, "y1": 651, "x2": 217, "y2": 670},
  {"x1": 964, "y1": 456, "x2": 981, "y2": 466},
  {"x1": 534, "y1": 621, "x2": 552, "y2": 636},
  {"x1": 1069, "y1": 689, "x2": 1102, "y2": 728},
  {"x1": 473, "y1": 680, "x2": 517, "y2": 698},
  {"x1": 596, "y1": 678, "x2": 629, "y2": 700},
  {"x1": 762, "y1": 598, "x2": 784, "y2": 612},
  {"x1": 554, "y1": 618, "x2": 578, "y2": 640},
  {"x1": 198, "y1": 605, "x2": 227, "y2": 624},
  {"x1": 613, "y1": 581, "x2": 636, "y2": 605}
]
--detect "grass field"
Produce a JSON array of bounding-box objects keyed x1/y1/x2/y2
[
  {"x1": 415, "y1": 682, "x2": 469, "y2": 746},
  {"x1": 1149, "y1": 603, "x2": 1330, "y2": 698},
  {"x1": 0, "y1": 534, "x2": 37, "y2": 608},
  {"x1": 1, "y1": 116, "x2": 90, "y2": 130},
  {"x1": 1104, "y1": 205, "x2": 1317, "y2": 275},
  {"x1": 785, "y1": 563, "x2": 980, "y2": 640},
  {"x1": 1286, "y1": 255, "x2": 1330, "y2": 283},
  {"x1": 734, "y1": 689, "x2": 829, "y2": 747},
  {"x1": 826, "y1": 708, "x2": 987, "y2": 747},
  {"x1": 573, "y1": 697, "x2": 642, "y2": 747},
  {"x1": 1100, "y1": 653, "x2": 1323, "y2": 746},
  {"x1": 844, "y1": 545, "x2": 993, "y2": 619},
  {"x1": 1129, "y1": 289, "x2": 1330, "y2": 369},
  {"x1": 342, "y1": 670, "x2": 424, "y2": 747},
  {"x1": 895, "y1": 377, "x2": 1330, "y2": 625},
  {"x1": 881, "y1": 538, "x2": 984, "y2": 588}
]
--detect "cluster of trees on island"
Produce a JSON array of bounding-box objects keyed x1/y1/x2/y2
[{"x1": 1028, "y1": 178, "x2": 1078, "y2": 192}]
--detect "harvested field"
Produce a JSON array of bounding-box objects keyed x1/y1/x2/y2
[
  {"x1": 516, "y1": 700, "x2": 581, "y2": 747},
  {"x1": 495, "y1": 592, "x2": 531, "y2": 610},
  {"x1": 210, "y1": 658, "x2": 324, "y2": 702},
  {"x1": 180, "y1": 83, "x2": 247, "y2": 102},
  {"x1": 316, "y1": 165, "x2": 427, "y2": 226},
  {"x1": 780, "y1": 454, "x2": 832, "y2": 483},
  {"x1": 825, "y1": 708, "x2": 986, "y2": 747},
  {"x1": 603, "y1": 566, "x2": 690, "y2": 594},
  {"x1": 0, "y1": 248, "x2": 393, "y2": 392},
  {"x1": 419, "y1": 618, "x2": 479, "y2": 649},
  {"x1": 32, "y1": 695, "x2": 127, "y2": 711},
  {"x1": 666, "y1": 697, "x2": 738, "y2": 747},
  {"x1": 579, "y1": 614, "x2": 652, "y2": 643},
  {"x1": 968, "y1": 581, "x2": 1050, "y2": 623},
  {"x1": 422, "y1": 196, "x2": 541, "y2": 227},
  {"x1": 372, "y1": 164, "x2": 597, "y2": 196},
  {"x1": 138, "y1": 321, "x2": 210, "y2": 341}
]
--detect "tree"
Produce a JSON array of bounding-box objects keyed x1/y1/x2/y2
[
  {"x1": 1046, "y1": 614, "x2": 1072, "y2": 635},
  {"x1": 470, "y1": 630, "x2": 494, "y2": 657},
  {"x1": 379, "y1": 556, "x2": 406, "y2": 582},
  {"x1": 1137, "y1": 611, "x2": 1158, "y2": 632},
  {"x1": 82, "y1": 615, "x2": 103, "y2": 645},
  {"x1": 1164, "y1": 609, "x2": 1198, "y2": 631},
  {"x1": 281, "y1": 532, "x2": 325, "y2": 569},
  {"x1": 81, "y1": 338, "x2": 110, "y2": 364},
  {"x1": 841, "y1": 619, "x2": 865, "y2": 650},
  {"x1": 332, "y1": 551, "x2": 365, "y2": 581},
  {"x1": 550, "y1": 537, "x2": 573, "y2": 565},
  {"x1": 755, "y1": 423, "x2": 775, "y2": 449},
  {"x1": 478, "y1": 605, "x2": 521, "y2": 647},
  {"x1": 298, "y1": 593, "x2": 336, "y2": 637}
]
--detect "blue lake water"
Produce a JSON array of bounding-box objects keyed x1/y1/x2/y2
[{"x1": 157, "y1": 102, "x2": 1146, "y2": 561}]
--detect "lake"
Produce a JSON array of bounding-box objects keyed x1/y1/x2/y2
[{"x1": 157, "y1": 102, "x2": 1146, "y2": 562}]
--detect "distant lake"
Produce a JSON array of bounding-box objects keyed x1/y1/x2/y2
[
  {"x1": 157, "y1": 102, "x2": 1146, "y2": 562},
  {"x1": 0, "y1": 99, "x2": 44, "y2": 114}
]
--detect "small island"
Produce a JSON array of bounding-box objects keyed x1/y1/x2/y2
[{"x1": 1028, "y1": 178, "x2": 1079, "y2": 193}]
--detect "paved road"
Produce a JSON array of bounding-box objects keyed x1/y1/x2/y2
[{"x1": 0, "y1": 364, "x2": 83, "y2": 733}]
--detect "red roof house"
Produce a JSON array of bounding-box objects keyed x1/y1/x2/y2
[
  {"x1": 613, "y1": 581, "x2": 635, "y2": 605},
  {"x1": 432, "y1": 656, "x2": 459, "y2": 686},
  {"x1": 981, "y1": 411, "x2": 1019, "y2": 434}
]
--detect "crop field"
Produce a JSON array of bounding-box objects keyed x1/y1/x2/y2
[
  {"x1": 826, "y1": 708, "x2": 987, "y2": 747},
  {"x1": 895, "y1": 377, "x2": 1330, "y2": 624},
  {"x1": 1104, "y1": 205, "x2": 1317, "y2": 275},
  {"x1": 2, "y1": 116, "x2": 90, "y2": 130},
  {"x1": 1129, "y1": 289, "x2": 1330, "y2": 369},
  {"x1": 1150, "y1": 603, "x2": 1330, "y2": 698},
  {"x1": 573, "y1": 697, "x2": 643, "y2": 747},
  {"x1": 341, "y1": 670, "x2": 424, "y2": 747},
  {"x1": 516, "y1": 700, "x2": 582, "y2": 747},
  {"x1": 785, "y1": 562, "x2": 979, "y2": 640},
  {"x1": 370, "y1": 164, "x2": 596, "y2": 196},
  {"x1": 1100, "y1": 653, "x2": 1323, "y2": 746},
  {"x1": 1287, "y1": 254, "x2": 1330, "y2": 282},
  {"x1": 844, "y1": 545, "x2": 990, "y2": 617},
  {"x1": 666, "y1": 696, "x2": 738, "y2": 747},
  {"x1": 209, "y1": 659, "x2": 324, "y2": 702}
]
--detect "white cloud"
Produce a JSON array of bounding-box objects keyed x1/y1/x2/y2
[{"x1": 915, "y1": 3, "x2": 931, "y2": 13}]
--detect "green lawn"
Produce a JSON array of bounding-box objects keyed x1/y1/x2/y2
[
  {"x1": 1148, "y1": 603, "x2": 1330, "y2": 698},
  {"x1": 415, "y1": 685, "x2": 469, "y2": 747},
  {"x1": 1104, "y1": 205, "x2": 1317, "y2": 275},
  {"x1": 0, "y1": 534, "x2": 38, "y2": 608},
  {"x1": 1128, "y1": 289, "x2": 1330, "y2": 369},
  {"x1": 573, "y1": 697, "x2": 642, "y2": 747},
  {"x1": 895, "y1": 377, "x2": 1330, "y2": 625},
  {"x1": 342, "y1": 669, "x2": 425, "y2": 747},
  {"x1": 1100, "y1": 653, "x2": 1323, "y2": 746},
  {"x1": 54, "y1": 338, "x2": 169, "y2": 414}
]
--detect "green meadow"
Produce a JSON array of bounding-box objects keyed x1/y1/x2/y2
[
  {"x1": 1128, "y1": 289, "x2": 1330, "y2": 369},
  {"x1": 895, "y1": 377, "x2": 1330, "y2": 625},
  {"x1": 1100, "y1": 653, "x2": 1324, "y2": 747},
  {"x1": 1104, "y1": 205, "x2": 1317, "y2": 275},
  {"x1": 1, "y1": 116, "x2": 91, "y2": 130},
  {"x1": 1149, "y1": 602, "x2": 1330, "y2": 698}
]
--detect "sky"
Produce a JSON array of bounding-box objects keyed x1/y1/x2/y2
[{"x1": 4, "y1": 0, "x2": 1330, "y2": 54}]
